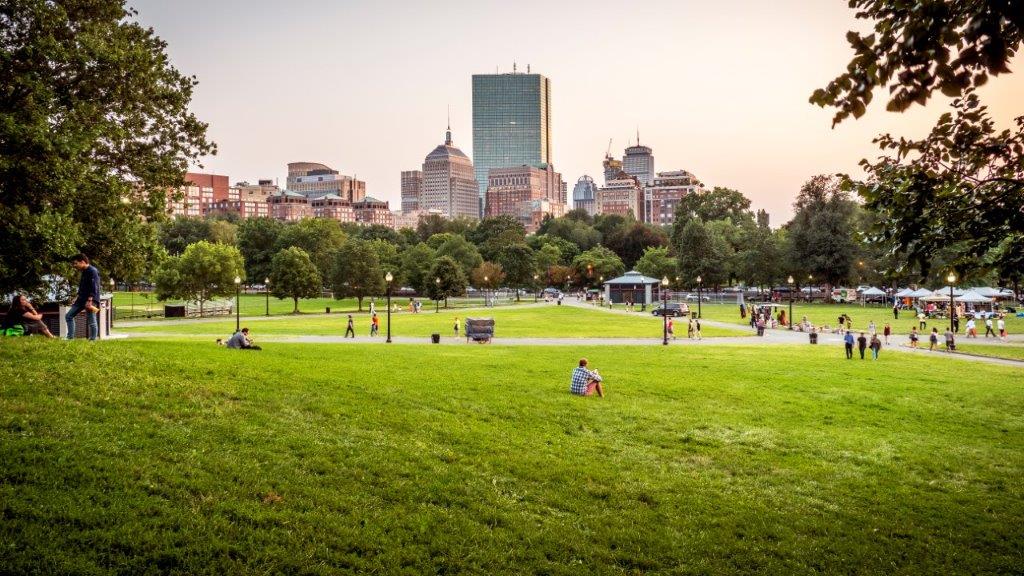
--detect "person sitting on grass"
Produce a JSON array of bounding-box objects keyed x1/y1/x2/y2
[
  {"x1": 226, "y1": 327, "x2": 261, "y2": 350},
  {"x1": 2, "y1": 294, "x2": 56, "y2": 338},
  {"x1": 570, "y1": 358, "x2": 604, "y2": 398}
]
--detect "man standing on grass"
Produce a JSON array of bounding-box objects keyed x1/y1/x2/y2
[
  {"x1": 844, "y1": 330, "x2": 855, "y2": 359},
  {"x1": 857, "y1": 332, "x2": 868, "y2": 359},
  {"x1": 570, "y1": 358, "x2": 604, "y2": 398},
  {"x1": 345, "y1": 315, "x2": 355, "y2": 338},
  {"x1": 65, "y1": 253, "x2": 101, "y2": 340},
  {"x1": 985, "y1": 317, "x2": 995, "y2": 338}
]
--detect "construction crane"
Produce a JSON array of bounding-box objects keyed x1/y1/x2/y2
[{"x1": 605, "y1": 138, "x2": 613, "y2": 159}]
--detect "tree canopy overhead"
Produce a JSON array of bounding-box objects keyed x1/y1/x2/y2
[
  {"x1": 811, "y1": 0, "x2": 1023, "y2": 126},
  {"x1": 0, "y1": 0, "x2": 214, "y2": 295}
]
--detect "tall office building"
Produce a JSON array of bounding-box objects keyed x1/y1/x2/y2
[
  {"x1": 400, "y1": 170, "x2": 423, "y2": 212},
  {"x1": 421, "y1": 127, "x2": 479, "y2": 220},
  {"x1": 472, "y1": 69, "x2": 552, "y2": 216},
  {"x1": 622, "y1": 138, "x2": 654, "y2": 186},
  {"x1": 596, "y1": 175, "x2": 643, "y2": 219},
  {"x1": 286, "y1": 162, "x2": 366, "y2": 202},
  {"x1": 573, "y1": 175, "x2": 598, "y2": 216},
  {"x1": 643, "y1": 170, "x2": 702, "y2": 226}
]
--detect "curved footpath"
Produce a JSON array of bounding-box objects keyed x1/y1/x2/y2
[{"x1": 116, "y1": 298, "x2": 1024, "y2": 368}]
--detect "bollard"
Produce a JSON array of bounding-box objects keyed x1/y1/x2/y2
[
  {"x1": 809, "y1": 332, "x2": 818, "y2": 345},
  {"x1": 431, "y1": 333, "x2": 440, "y2": 344}
]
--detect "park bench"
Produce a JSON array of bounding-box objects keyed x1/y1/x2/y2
[{"x1": 465, "y1": 317, "x2": 494, "y2": 343}]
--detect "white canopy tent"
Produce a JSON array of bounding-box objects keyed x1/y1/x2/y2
[
  {"x1": 909, "y1": 288, "x2": 934, "y2": 298},
  {"x1": 894, "y1": 288, "x2": 916, "y2": 298},
  {"x1": 955, "y1": 291, "x2": 994, "y2": 304},
  {"x1": 861, "y1": 287, "x2": 886, "y2": 297}
]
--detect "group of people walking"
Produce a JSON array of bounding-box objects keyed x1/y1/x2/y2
[
  {"x1": 666, "y1": 317, "x2": 702, "y2": 340},
  {"x1": 843, "y1": 331, "x2": 883, "y2": 360}
]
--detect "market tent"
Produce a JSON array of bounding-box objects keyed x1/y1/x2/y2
[
  {"x1": 955, "y1": 291, "x2": 993, "y2": 304},
  {"x1": 910, "y1": 288, "x2": 934, "y2": 298},
  {"x1": 920, "y1": 293, "x2": 950, "y2": 303},
  {"x1": 861, "y1": 287, "x2": 886, "y2": 297},
  {"x1": 895, "y1": 288, "x2": 915, "y2": 297}
]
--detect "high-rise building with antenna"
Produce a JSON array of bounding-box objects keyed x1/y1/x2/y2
[{"x1": 622, "y1": 131, "x2": 654, "y2": 186}]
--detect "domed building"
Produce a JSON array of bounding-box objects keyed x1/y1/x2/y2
[
  {"x1": 572, "y1": 175, "x2": 598, "y2": 216},
  {"x1": 421, "y1": 127, "x2": 479, "y2": 220}
]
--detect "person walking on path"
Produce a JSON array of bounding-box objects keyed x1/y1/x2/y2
[
  {"x1": 929, "y1": 328, "x2": 939, "y2": 351},
  {"x1": 370, "y1": 313, "x2": 379, "y2": 336},
  {"x1": 869, "y1": 334, "x2": 882, "y2": 360},
  {"x1": 687, "y1": 318, "x2": 695, "y2": 339},
  {"x1": 868, "y1": 321, "x2": 877, "y2": 337},
  {"x1": 857, "y1": 332, "x2": 868, "y2": 359},
  {"x1": 667, "y1": 317, "x2": 676, "y2": 340},
  {"x1": 965, "y1": 318, "x2": 977, "y2": 338},
  {"x1": 883, "y1": 323, "x2": 892, "y2": 345},
  {"x1": 695, "y1": 318, "x2": 703, "y2": 340},
  {"x1": 985, "y1": 317, "x2": 996, "y2": 338},
  {"x1": 998, "y1": 317, "x2": 1007, "y2": 342},
  {"x1": 344, "y1": 315, "x2": 355, "y2": 338},
  {"x1": 65, "y1": 253, "x2": 101, "y2": 340},
  {"x1": 844, "y1": 331, "x2": 855, "y2": 359},
  {"x1": 909, "y1": 327, "x2": 920, "y2": 348},
  {"x1": 892, "y1": 303, "x2": 899, "y2": 320},
  {"x1": 944, "y1": 328, "x2": 956, "y2": 351},
  {"x1": 453, "y1": 316, "x2": 460, "y2": 337}
]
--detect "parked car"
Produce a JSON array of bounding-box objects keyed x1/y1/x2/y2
[
  {"x1": 684, "y1": 293, "x2": 711, "y2": 302},
  {"x1": 651, "y1": 302, "x2": 690, "y2": 317}
]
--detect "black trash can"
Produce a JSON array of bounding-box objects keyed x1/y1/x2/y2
[
  {"x1": 325, "y1": 307, "x2": 330, "y2": 314},
  {"x1": 431, "y1": 333, "x2": 440, "y2": 344},
  {"x1": 809, "y1": 332, "x2": 818, "y2": 345},
  {"x1": 757, "y1": 326, "x2": 765, "y2": 337}
]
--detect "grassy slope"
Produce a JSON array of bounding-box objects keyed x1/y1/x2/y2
[
  {"x1": 119, "y1": 304, "x2": 748, "y2": 339},
  {"x1": 955, "y1": 343, "x2": 1024, "y2": 361},
  {"x1": 1, "y1": 340, "x2": 1022, "y2": 574}
]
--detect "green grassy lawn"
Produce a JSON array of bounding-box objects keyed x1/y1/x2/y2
[
  {"x1": 695, "y1": 302, "x2": 1024, "y2": 334},
  {"x1": 118, "y1": 304, "x2": 749, "y2": 339},
  {"x1": 955, "y1": 342, "x2": 1024, "y2": 361},
  {"x1": 1, "y1": 340, "x2": 1022, "y2": 574},
  {"x1": 111, "y1": 292, "x2": 528, "y2": 320}
]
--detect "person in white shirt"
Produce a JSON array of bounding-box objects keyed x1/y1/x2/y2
[
  {"x1": 985, "y1": 317, "x2": 995, "y2": 338},
  {"x1": 997, "y1": 317, "x2": 1007, "y2": 341},
  {"x1": 966, "y1": 318, "x2": 977, "y2": 338}
]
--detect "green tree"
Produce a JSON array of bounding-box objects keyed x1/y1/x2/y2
[
  {"x1": 428, "y1": 256, "x2": 467, "y2": 305},
  {"x1": 528, "y1": 234, "x2": 579, "y2": 266},
  {"x1": 605, "y1": 223, "x2": 669, "y2": 269},
  {"x1": 400, "y1": 242, "x2": 436, "y2": 294},
  {"x1": 153, "y1": 241, "x2": 244, "y2": 317},
  {"x1": 436, "y1": 235, "x2": 483, "y2": 279},
  {"x1": 673, "y1": 187, "x2": 753, "y2": 229},
  {"x1": 812, "y1": 2, "x2": 1022, "y2": 279},
  {"x1": 786, "y1": 176, "x2": 858, "y2": 290},
  {"x1": 471, "y1": 262, "x2": 505, "y2": 290},
  {"x1": 367, "y1": 239, "x2": 403, "y2": 286},
  {"x1": 572, "y1": 246, "x2": 625, "y2": 287},
  {"x1": 0, "y1": 0, "x2": 215, "y2": 296},
  {"x1": 275, "y1": 218, "x2": 346, "y2": 281},
  {"x1": 208, "y1": 220, "x2": 238, "y2": 246},
  {"x1": 159, "y1": 218, "x2": 213, "y2": 256},
  {"x1": 537, "y1": 218, "x2": 602, "y2": 252},
  {"x1": 674, "y1": 219, "x2": 732, "y2": 288},
  {"x1": 535, "y1": 243, "x2": 562, "y2": 276},
  {"x1": 237, "y1": 218, "x2": 284, "y2": 284},
  {"x1": 270, "y1": 247, "x2": 321, "y2": 314},
  {"x1": 469, "y1": 215, "x2": 526, "y2": 248},
  {"x1": 634, "y1": 247, "x2": 678, "y2": 284},
  {"x1": 732, "y1": 225, "x2": 783, "y2": 290},
  {"x1": 495, "y1": 244, "x2": 536, "y2": 301},
  {"x1": 356, "y1": 224, "x2": 404, "y2": 246},
  {"x1": 330, "y1": 239, "x2": 385, "y2": 311}
]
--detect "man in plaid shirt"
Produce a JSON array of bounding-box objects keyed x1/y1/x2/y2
[{"x1": 570, "y1": 358, "x2": 604, "y2": 397}]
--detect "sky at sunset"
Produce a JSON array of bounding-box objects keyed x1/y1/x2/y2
[{"x1": 131, "y1": 0, "x2": 1024, "y2": 223}]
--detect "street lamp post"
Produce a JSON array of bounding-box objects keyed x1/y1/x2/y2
[
  {"x1": 787, "y1": 275, "x2": 794, "y2": 330},
  {"x1": 233, "y1": 276, "x2": 241, "y2": 332},
  {"x1": 947, "y1": 272, "x2": 957, "y2": 333},
  {"x1": 264, "y1": 277, "x2": 270, "y2": 316},
  {"x1": 109, "y1": 278, "x2": 115, "y2": 327},
  {"x1": 696, "y1": 275, "x2": 703, "y2": 319},
  {"x1": 533, "y1": 274, "x2": 539, "y2": 303},
  {"x1": 661, "y1": 276, "x2": 670, "y2": 345},
  {"x1": 484, "y1": 275, "x2": 489, "y2": 308},
  {"x1": 385, "y1": 272, "x2": 393, "y2": 343},
  {"x1": 435, "y1": 277, "x2": 440, "y2": 313}
]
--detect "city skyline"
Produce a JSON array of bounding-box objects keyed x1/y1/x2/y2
[{"x1": 130, "y1": 0, "x2": 1024, "y2": 224}]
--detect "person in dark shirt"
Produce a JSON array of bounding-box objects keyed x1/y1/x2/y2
[
  {"x1": 3, "y1": 294, "x2": 56, "y2": 338},
  {"x1": 857, "y1": 332, "x2": 868, "y2": 359},
  {"x1": 65, "y1": 253, "x2": 101, "y2": 340}
]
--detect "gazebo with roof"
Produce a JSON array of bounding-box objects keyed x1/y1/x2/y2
[{"x1": 602, "y1": 271, "x2": 661, "y2": 305}]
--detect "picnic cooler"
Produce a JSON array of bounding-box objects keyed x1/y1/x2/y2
[{"x1": 465, "y1": 317, "x2": 495, "y2": 342}]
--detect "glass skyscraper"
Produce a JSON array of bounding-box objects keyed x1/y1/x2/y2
[{"x1": 472, "y1": 72, "x2": 552, "y2": 216}]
